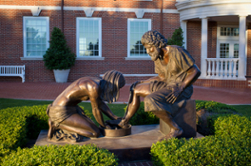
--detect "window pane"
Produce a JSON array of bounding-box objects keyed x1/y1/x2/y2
[
  {"x1": 234, "y1": 44, "x2": 239, "y2": 58},
  {"x1": 220, "y1": 43, "x2": 229, "y2": 58},
  {"x1": 129, "y1": 20, "x2": 149, "y2": 57},
  {"x1": 78, "y1": 19, "x2": 100, "y2": 57},
  {"x1": 220, "y1": 27, "x2": 239, "y2": 36},
  {"x1": 24, "y1": 18, "x2": 48, "y2": 57}
]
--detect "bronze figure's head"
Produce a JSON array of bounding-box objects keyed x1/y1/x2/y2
[
  {"x1": 101, "y1": 70, "x2": 125, "y2": 103},
  {"x1": 141, "y1": 30, "x2": 168, "y2": 49},
  {"x1": 141, "y1": 30, "x2": 168, "y2": 61}
]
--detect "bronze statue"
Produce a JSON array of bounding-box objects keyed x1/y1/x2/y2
[
  {"x1": 114, "y1": 30, "x2": 201, "y2": 141},
  {"x1": 47, "y1": 70, "x2": 125, "y2": 141}
]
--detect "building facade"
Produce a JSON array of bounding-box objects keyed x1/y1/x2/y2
[{"x1": 0, "y1": 0, "x2": 250, "y2": 88}]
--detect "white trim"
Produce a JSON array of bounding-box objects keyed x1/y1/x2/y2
[
  {"x1": 127, "y1": 18, "x2": 151, "y2": 59},
  {"x1": 20, "y1": 57, "x2": 43, "y2": 60},
  {"x1": 125, "y1": 57, "x2": 151, "y2": 60},
  {"x1": 176, "y1": 1, "x2": 251, "y2": 21},
  {"x1": 135, "y1": 9, "x2": 145, "y2": 19},
  {"x1": 133, "y1": 0, "x2": 152, "y2": 1},
  {"x1": 84, "y1": 8, "x2": 94, "y2": 17},
  {"x1": 76, "y1": 17, "x2": 102, "y2": 58},
  {"x1": 30, "y1": 6, "x2": 42, "y2": 16},
  {"x1": 100, "y1": 74, "x2": 158, "y2": 77},
  {"x1": 64, "y1": 7, "x2": 160, "y2": 13},
  {"x1": 238, "y1": 15, "x2": 247, "y2": 80},
  {"x1": 200, "y1": 17, "x2": 208, "y2": 78},
  {"x1": 163, "y1": 9, "x2": 179, "y2": 14},
  {"x1": 23, "y1": 16, "x2": 49, "y2": 58},
  {"x1": 216, "y1": 25, "x2": 239, "y2": 59},
  {"x1": 176, "y1": 0, "x2": 251, "y2": 11},
  {"x1": 0, "y1": 5, "x2": 164, "y2": 14},
  {"x1": 199, "y1": 77, "x2": 246, "y2": 81},
  {"x1": 180, "y1": 20, "x2": 187, "y2": 49},
  {"x1": 76, "y1": 57, "x2": 105, "y2": 60}
]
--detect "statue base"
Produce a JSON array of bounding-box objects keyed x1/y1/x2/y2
[
  {"x1": 160, "y1": 99, "x2": 197, "y2": 138},
  {"x1": 101, "y1": 125, "x2": 131, "y2": 137}
]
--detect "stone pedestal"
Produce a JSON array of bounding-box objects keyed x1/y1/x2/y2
[{"x1": 160, "y1": 99, "x2": 197, "y2": 138}]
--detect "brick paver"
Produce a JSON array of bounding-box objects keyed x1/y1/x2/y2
[{"x1": 0, "y1": 82, "x2": 250, "y2": 104}]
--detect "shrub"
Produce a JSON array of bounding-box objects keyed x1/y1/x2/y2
[
  {"x1": 151, "y1": 115, "x2": 251, "y2": 166},
  {"x1": 196, "y1": 101, "x2": 238, "y2": 135},
  {"x1": 2, "y1": 144, "x2": 118, "y2": 166},
  {"x1": 151, "y1": 136, "x2": 251, "y2": 166},
  {"x1": 167, "y1": 27, "x2": 184, "y2": 47},
  {"x1": 124, "y1": 102, "x2": 159, "y2": 125},
  {"x1": 125, "y1": 101, "x2": 236, "y2": 126},
  {"x1": 0, "y1": 104, "x2": 92, "y2": 162},
  {"x1": 196, "y1": 100, "x2": 237, "y2": 114},
  {"x1": 214, "y1": 114, "x2": 251, "y2": 138},
  {"x1": 43, "y1": 27, "x2": 76, "y2": 70}
]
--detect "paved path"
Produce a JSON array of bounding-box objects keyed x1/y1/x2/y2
[{"x1": 0, "y1": 82, "x2": 251, "y2": 104}]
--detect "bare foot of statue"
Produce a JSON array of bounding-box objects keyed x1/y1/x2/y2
[
  {"x1": 158, "y1": 128, "x2": 183, "y2": 141},
  {"x1": 47, "y1": 119, "x2": 56, "y2": 139},
  {"x1": 117, "y1": 119, "x2": 131, "y2": 129}
]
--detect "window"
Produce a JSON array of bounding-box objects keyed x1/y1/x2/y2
[
  {"x1": 217, "y1": 26, "x2": 239, "y2": 71},
  {"x1": 23, "y1": 17, "x2": 49, "y2": 57},
  {"x1": 220, "y1": 27, "x2": 239, "y2": 36},
  {"x1": 127, "y1": 19, "x2": 151, "y2": 58},
  {"x1": 76, "y1": 18, "x2": 102, "y2": 58},
  {"x1": 217, "y1": 26, "x2": 239, "y2": 59}
]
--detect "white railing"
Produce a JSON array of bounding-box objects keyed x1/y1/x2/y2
[
  {"x1": 0, "y1": 65, "x2": 25, "y2": 82},
  {"x1": 205, "y1": 58, "x2": 239, "y2": 79}
]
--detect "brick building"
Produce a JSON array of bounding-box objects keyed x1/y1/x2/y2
[{"x1": 0, "y1": 0, "x2": 250, "y2": 88}]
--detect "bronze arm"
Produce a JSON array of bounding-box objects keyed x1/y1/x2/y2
[{"x1": 166, "y1": 64, "x2": 201, "y2": 104}]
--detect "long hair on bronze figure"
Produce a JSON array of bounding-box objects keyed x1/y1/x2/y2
[
  {"x1": 100, "y1": 70, "x2": 125, "y2": 103},
  {"x1": 141, "y1": 30, "x2": 168, "y2": 48}
]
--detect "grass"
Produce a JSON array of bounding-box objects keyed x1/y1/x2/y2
[
  {"x1": 1, "y1": 98, "x2": 251, "y2": 120},
  {"x1": 0, "y1": 98, "x2": 127, "y2": 125},
  {"x1": 231, "y1": 105, "x2": 251, "y2": 117}
]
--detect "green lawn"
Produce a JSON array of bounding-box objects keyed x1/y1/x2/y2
[
  {"x1": 231, "y1": 105, "x2": 251, "y2": 117},
  {"x1": 1, "y1": 98, "x2": 250, "y2": 118},
  {"x1": 0, "y1": 98, "x2": 127, "y2": 125}
]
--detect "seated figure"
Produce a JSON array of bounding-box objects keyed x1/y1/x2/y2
[
  {"x1": 116, "y1": 30, "x2": 201, "y2": 141},
  {"x1": 47, "y1": 70, "x2": 125, "y2": 141}
]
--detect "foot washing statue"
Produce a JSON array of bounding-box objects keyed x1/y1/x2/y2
[
  {"x1": 110, "y1": 30, "x2": 201, "y2": 141},
  {"x1": 47, "y1": 70, "x2": 125, "y2": 142}
]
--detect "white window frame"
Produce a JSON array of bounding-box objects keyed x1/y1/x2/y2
[
  {"x1": 216, "y1": 25, "x2": 239, "y2": 58},
  {"x1": 76, "y1": 17, "x2": 103, "y2": 60},
  {"x1": 126, "y1": 18, "x2": 151, "y2": 60},
  {"x1": 22, "y1": 16, "x2": 49, "y2": 60}
]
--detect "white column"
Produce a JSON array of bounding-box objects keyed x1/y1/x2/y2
[
  {"x1": 180, "y1": 20, "x2": 187, "y2": 49},
  {"x1": 200, "y1": 17, "x2": 208, "y2": 78},
  {"x1": 238, "y1": 15, "x2": 247, "y2": 80}
]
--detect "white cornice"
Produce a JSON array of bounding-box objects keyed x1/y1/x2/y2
[
  {"x1": 176, "y1": 0, "x2": 251, "y2": 11},
  {"x1": 0, "y1": 5, "x2": 181, "y2": 17},
  {"x1": 175, "y1": 0, "x2": 251, "y2": 21}
]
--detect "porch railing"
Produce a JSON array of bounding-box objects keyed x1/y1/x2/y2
[{"x1": 205, "y1": 58, "x2": 239, "y2": 79}]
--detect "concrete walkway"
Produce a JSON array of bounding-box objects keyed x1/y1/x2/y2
[{"x1": 0, "y1": 82, "x2": 251, "y2": 104}]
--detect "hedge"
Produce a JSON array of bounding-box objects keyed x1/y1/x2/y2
[
  {"x1": 0, "y1": 105, "x2": 94, "y2": 163},
  {"x1": 125, "y1": 102, "x2": 159, "y2": 125},
  {"x1": 127, "y1": 101, "x2": 237, "y2": 126},
  {"x1": 2, "y1": 145, "x2": 118, "y2": 166},
  {"x1": 151, "y1": 114, "x2": 251, "y2": 166}
]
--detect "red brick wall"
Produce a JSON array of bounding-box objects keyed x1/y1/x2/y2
[
  {"x1": 0, "y1": 1, "x2": 250, "y2": 88},
  {"x1": 187, "y1": 21, "x2": 201, "y2": 68},
  {"x1": 0, "y1": 3, "x2": 180, "y2": 83},
  {"x1": 194, "y1": 79, "x2": 249, "y2": 89},
  {"x1": 0, "y1": 0, "x2": 176, "y2": 9}
]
